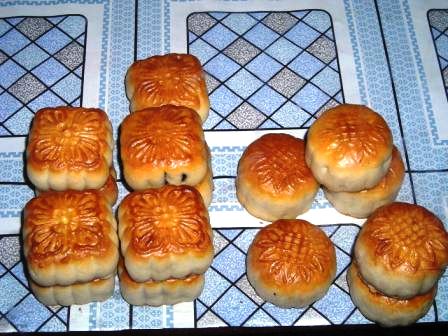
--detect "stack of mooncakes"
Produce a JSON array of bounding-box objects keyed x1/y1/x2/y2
[
  {"x1": 349, "y1": 202, "x2": 448, "y2": 326},
  {"x1": 27, "y1": 106, "x2": 118, "y2": 205},
  {"x1": 118, "y1": 53, "x2": 214, "y2": 305},
  {"x1": 24, "y1": 107, "x2": 119, "y2": 306},
  {"x1": 117, "y1": 185, "x2": 214, "y2": 305},
  {"x1": 122, "y1": 53, "x2": 213, "y2": 206},
  {"x1": 305, "y1": 104, "x2": 405, "y2": 218}
]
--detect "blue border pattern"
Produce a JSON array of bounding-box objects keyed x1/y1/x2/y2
[
  {"x1": 343, "y1": 0, "x2": 367, "y2": 104},
  {"x1": 344, "y1": 0, "x2": 403, "y2": 152},
  {"x1": 165, "y1": 305, "x2": 174, "y2": 328},
  {"x1": 106, "y1": 0, "x2": 134, "y2": 133},
  {"x1": 0, "y1": 0, "x2": 447, "y2": 331},
  {"x1": 404, "y1": 2, "x2": 447, "y2": 146},
  {"x1": 137, "y1": 0, "x2": 162, "y2": 59},
  {"x1": 376, "y1": 0, "x2": 448, "y2": 170},
  {"x1": 163, "y1": 0, "x2": 171, "y2": 53},
  {"x1": 97, "y1": 0, "x2": 110, "y2": 110}
]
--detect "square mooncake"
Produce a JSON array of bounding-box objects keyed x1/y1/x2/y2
[
  {"x1": 118, "y1": 185, "x2": 214, "y2": 282},
  {"x1": 26, "y1": 107, "x2": 113, "y2": 191},
  {"x1": 23, "y1": 190, "x2": 119, "y2": 287},
  {"x1": 125, "y1": 53, "x2": 209, "y2": 122},
  {"x1": 120, "y1": 105, "x2": 208, "y2": 189}
]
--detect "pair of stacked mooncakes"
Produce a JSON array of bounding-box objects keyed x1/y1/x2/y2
[
  {"x1": 349, "y1": 202, "x2": 448, "y2": 326},
  {"x1": 306, "y1": 104, "x2": 405, "y2": 218},
  {"x1": 116, "y1": 53, "x2": 214, "y2": 305},
  {"x1": 122, "y1": 53, "x2": 213, "y2": 205},
  {"x1": 24, "y1": 107, "x2": 119, "y2": 306}
]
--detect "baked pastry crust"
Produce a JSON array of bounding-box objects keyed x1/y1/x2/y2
[
  {"x1": 347, "y1": 262, "x2": 435, "y2": 327},
  {"x1": 30, "y1": 276, "x2": 115, "y2": 306},
  {"x1": 236, "y1": 134, "x2": 319, "y2": 221},
  {"x1": 125, "y1": 53, "x2": 209, "y2": 122},
  {"x1": 306, "y1": 104, "x2": 393, "y2": 192},
  {"x1": 194, "y1": 164, "x2": 213, "y2": 208},
  {"x1": 36, "y1": 166, "x2": 118, "y2": 206},
  {"x1": 247, "y1": 219, "x2": 336, "y2": 308},
  {"x1": 97, "y1": 166, "x2": 118, "y2": 206},
  {"x1": 354, "y1": 202, "x2": 448, "y2": 298},
  {"x1": 118, "y1": 185, "x2": 214, "y2": 282},
  {"x1": 120, "y1": 105, "x2": 208, "y2": 189},
  {"x1": 23, "y1": 191, "x2": 119, "y2": 287},
  {"x1": 27, "y1": 107, "x2": 113, "y2": 191},
  {"x1": 118, "y1": 260, "x2": 204, "y2": 306},
  {"x1": 324, "y1": 146, "x2": 404, "y2": 218}
]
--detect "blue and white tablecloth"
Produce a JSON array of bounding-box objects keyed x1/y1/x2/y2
[{"x1": 0, "y1": 0, "x2": 447, "y2": 332}]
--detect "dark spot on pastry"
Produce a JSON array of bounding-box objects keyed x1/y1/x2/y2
[{"x1": 181, "y1": 173, "x2": 187, "y2": 182}]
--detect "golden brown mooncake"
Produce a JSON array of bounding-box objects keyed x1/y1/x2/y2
[
  {"x1": 125, "y1": 53, "x2": 209, "y2": 122},
  {"x1": 36, "y1": 166, "x2": 119, "y2": 206},
  {"x1": 118, "y1": 259, "x2": 204, "y2": 306},
  {"x1": 23, "y1": 190, "x2": 119, "y2": 287},
  {"x1": 347, "y1": 262, "x2": 435, "y2": 327},
  {"x1": 354, "y1": 202, "x2": 448, "y2": 298},
  {"x1": 118, "y1": 185, "x2": 214, "y2": 282},
  {"x1": 26, "y1": 107, "x2": 113, "y2": 191},
  {"x1": 236, "y1": 134, "x2": 319, "y2": 221},
  {"x1": 30, "y1": 276, "x2": 115, "y2": 306},
  {"x1": 306, "y1": 104, "x2": 393, "y2": 192},
  {"x1": 246, "y1": 219, "x2": 336, "y2": 308},
  {"x1": 324, "y1": 146, "x2": 405, "y2": 218},
  {"x1": 120, "y1": 105, "x2": 208, "y2": 190}
]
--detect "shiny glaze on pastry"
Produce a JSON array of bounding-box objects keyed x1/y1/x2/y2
[
  {"x1": 24, "y1": 191, "x2": 117, "y2": 267},
  {"x1": 238, "y1": 134, "x2": 317, "y2": 196},
  {"x1": 119, "y1": 185, "x2": 212, "y2": 256},
  {"x1": 307, "y1": 104, "x2": 392, "y2": 168},
  {"x1": 97, "y1": 167, "x2": 118, "y2": 205},
  {"x1": 249, "y1": 219, "x2": 335, "y2": 285},
  {"x1": 126, "y1": 53, "x2": 207, "y2": 113},
  {"x1": 27, "y1": 107, "x2": 113, "y2": 171},
  {"x1": 120, "y1": 105, "x2": 205, "y2": 168},
  {"x1": 363, "y1": 202, "x2": 448, "y2": 272}
]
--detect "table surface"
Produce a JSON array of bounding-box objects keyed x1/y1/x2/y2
[{"x1": 0, "y1": 0, "x2": 447, "y2": 334}]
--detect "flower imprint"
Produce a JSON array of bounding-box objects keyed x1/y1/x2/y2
[
  {"x1": 255, "y1": 220, "x2": 333, "y2": 284},
  {"x1": 126, "y1": 186, "x2": 210, "y2": 255},
  {"x1": 244, "y1": 134, "x2": 312, "y2": 194},
  {"x1": 26, "y1": 192, "x2": 105, "y2": 259},
  {"x1": 368, "y1": 203, "x2": 448, "y2": 272},
  {"x1": 313, "y1": 105, "x2": 392, "y2": 166},
  {"x1": 122, "y1": 106, "x2": 202, "y2": 165},
  {"x1": 28, "y1": 107, "x2": 110, "y2": 169},
  {"x1": 129, "y1": 54, "x2": 204, "y2": 111}
]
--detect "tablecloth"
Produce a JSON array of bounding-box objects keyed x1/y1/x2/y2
[{"x1": 0, "y1": 0, "x2": 447, "y2": 332}]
